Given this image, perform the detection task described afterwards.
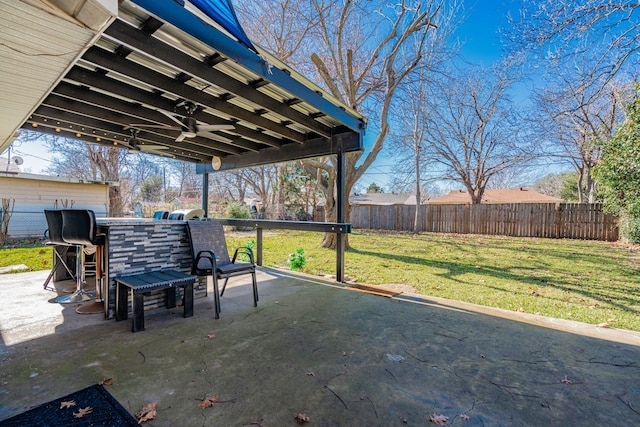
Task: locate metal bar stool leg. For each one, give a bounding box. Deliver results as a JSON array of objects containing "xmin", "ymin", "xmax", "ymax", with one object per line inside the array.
[{"xmin": 55, "ymin": 246, "xmax": 94, "ymax": 304}]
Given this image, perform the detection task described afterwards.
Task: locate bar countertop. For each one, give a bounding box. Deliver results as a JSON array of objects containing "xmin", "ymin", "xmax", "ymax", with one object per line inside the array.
[{"xmin": 97, "ymin": 218, "xmax": 186, "ymax": 226}]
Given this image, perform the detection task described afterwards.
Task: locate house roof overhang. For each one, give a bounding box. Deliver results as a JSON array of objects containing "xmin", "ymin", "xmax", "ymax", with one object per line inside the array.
[{"xmin": 1, "ymin": 0, "xmax": 365, "ymax": 172}]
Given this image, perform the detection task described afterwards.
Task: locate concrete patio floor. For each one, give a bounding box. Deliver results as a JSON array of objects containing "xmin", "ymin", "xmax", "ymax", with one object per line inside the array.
[{"xmin": 1, "ymin": 269, "xmax": 639, "ymax": 426}]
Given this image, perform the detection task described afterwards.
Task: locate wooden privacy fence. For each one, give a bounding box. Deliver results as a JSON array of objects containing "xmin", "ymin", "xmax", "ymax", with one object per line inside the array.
[{"xmin": 350, "ymin": 203, "xmax": 619, "ymax": 241}]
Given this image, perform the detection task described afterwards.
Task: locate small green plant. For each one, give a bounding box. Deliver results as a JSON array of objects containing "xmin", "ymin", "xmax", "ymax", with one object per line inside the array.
[
  {"xmin": 241, "ymin": 239, "xmax": 256, "ymax": 262},
  {"xmin": 289, "ymin": 247, "xmax": 306, "ymax": 271}
]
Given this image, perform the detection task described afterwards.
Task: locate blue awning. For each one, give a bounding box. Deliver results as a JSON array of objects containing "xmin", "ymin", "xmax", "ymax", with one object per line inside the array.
[{"xmin": 190, "ymin": 0, "xmax": 255, "ymax": 51}]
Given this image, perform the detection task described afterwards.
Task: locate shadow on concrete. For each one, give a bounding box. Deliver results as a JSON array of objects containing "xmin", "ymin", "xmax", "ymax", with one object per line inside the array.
[{"xmin": 0, "ymin": 269, "xmax": 639, "ymax": 426}]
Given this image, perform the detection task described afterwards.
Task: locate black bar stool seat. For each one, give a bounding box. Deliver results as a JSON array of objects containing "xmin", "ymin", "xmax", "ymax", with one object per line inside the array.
[
  {"xmin": 42, "ymin": 210, "xmax": 76, "ymax": 291},
  {"xmin": 55, "ymin": 210, "xmax": 105, "ymax": 310}
]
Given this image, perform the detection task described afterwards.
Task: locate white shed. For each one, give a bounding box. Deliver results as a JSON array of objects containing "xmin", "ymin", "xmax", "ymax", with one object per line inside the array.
[{"xmin": 0, "ymin": 172, "xmax": 112, "ymax": 239}]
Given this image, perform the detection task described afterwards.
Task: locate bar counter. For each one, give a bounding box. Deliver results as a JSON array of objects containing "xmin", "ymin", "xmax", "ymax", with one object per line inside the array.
[{"xmin": 97, "ymin": 218, "xmax": 206, "ymax": 319}]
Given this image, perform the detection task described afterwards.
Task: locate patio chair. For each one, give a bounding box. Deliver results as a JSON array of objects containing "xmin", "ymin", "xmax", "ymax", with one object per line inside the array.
[
  {"xmin": 42, "ymin": 210, "xmax": 76, "ymax": 291},
  {"xmin": 186, "ymin": 219, "xmax": 258, "ymax": 319},
  {"xmin": 55, "ymin": 210, "xmax": 105, "ymax": 313}
]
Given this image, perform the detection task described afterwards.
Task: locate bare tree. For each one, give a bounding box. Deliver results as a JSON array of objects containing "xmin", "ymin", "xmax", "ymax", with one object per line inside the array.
[
  {"xmin": 241, "ymin": 165, "xmax": 278, "ymax": 215},
  {"xmin": 535, "ymin": 77, "xmax": 626, "ymax": 202},
  {"xmin": 420, "ymin": 64, "xmax": 531, "ymax": 204},
  {"xmin": 506, "ymin": 1, "xmax": 639, "ymax": 86},
  {"xmin": 235, "ymin": 0, "xmax": 321, "ymax": 220},
  {"xmin": 389, "ymin": 10, "xmax": 458, "ymax": 233},
  {"xmin": 302, "ymin": 0, "xmax": 458, "ymax": 247}
]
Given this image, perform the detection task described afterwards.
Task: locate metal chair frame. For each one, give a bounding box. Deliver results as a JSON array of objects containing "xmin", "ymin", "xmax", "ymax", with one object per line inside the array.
[{"xmin": 186, "ymin": 219, "xmax": 258, "ymax": 319}]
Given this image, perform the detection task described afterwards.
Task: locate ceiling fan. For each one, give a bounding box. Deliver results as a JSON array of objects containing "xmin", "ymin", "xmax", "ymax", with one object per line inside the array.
[
  {"xmin": 131, "ymin": 102, "xmax": 234, "ymax": 143},
  {"xmin": 123, "ymin": 130, "xmax": 170, "ymax": 156}
]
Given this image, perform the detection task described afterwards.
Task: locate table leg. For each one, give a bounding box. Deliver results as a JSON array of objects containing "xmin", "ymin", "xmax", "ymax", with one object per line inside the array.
[
  {"xmin": 132, "ymin": 293, "xmax": 145, "ymax": 332},
  {"xmin": 166, "ymin": 287, "xmax": 177, "ymax": 309},
  {"xmin": 116, "ymin": 283, "xmax": 128, "ymax": 321},
  {"xmin": 183, "ymin": 283, "xmax": 194, "ymax": 318}
]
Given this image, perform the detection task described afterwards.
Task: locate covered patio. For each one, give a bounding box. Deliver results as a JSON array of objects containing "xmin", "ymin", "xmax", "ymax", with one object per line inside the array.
[
  {"xmin": 1, "ymin": 1, "xmax": 640, "ymax": 425},
  {"xmin": 1, "ymin": 269, "xmax": 639, "ymax": 425}
]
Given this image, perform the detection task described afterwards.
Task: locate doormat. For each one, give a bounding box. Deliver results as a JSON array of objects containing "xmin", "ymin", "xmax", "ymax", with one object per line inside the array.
[
  {"xmin": 346, "ymin": 283, "xmax": 401, "ymax": 297},
  {"xmin": 0, "ymin": 384, "xmax": 137, "ymax": 426}
]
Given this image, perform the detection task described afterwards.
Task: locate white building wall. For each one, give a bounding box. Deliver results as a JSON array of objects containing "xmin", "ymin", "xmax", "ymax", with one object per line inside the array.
[{"xmin": 0, "ymin": 173, "xmax": 111, "ymax": 238}]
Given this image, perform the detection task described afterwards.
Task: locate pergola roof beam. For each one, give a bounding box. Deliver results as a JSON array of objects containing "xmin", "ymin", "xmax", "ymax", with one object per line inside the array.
[
  {"xmin": 103, "ymin": 19, "xmax": 333, "ymax": 138},
  {"xmin": 61, "ymin": 68, "xmax": 286, "ymax": 148},
  {"xmin": 80, "ymin": 46, "xmax": 307, "ymax": 143}
]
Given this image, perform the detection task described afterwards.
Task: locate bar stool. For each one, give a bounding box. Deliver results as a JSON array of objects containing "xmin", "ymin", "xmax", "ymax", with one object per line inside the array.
[
  {"xmin": 55, "ymin": 210, "xmax": 105, "ymax": 312},
  {"xmin": 42, "ymin": 210, "xmax": 76, "ymax": 292}
]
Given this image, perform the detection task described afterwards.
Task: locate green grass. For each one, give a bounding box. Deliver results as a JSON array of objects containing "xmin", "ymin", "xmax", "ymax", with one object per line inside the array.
[
  {"xmin": 3, "ymin": 231, "xmax": 639, "ymax": 331},
  {"xmin": 227, "ymin": 230, "xmax": 640, "ymax": 332},
  {"xmin": 0, "ymin": 241, "xmax": 52, "ymax": 272}
]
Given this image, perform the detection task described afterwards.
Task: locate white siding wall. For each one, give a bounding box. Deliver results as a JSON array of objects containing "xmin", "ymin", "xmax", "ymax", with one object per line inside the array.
[{"xmin": 0, "ymin": 174, "xmax": 110, "ymax": 238}]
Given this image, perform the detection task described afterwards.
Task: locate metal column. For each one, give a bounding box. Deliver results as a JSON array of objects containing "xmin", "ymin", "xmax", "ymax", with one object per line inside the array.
[
  {"xmin": 202, "ymin": 171, "xmax": 209, "ymax": 217},
  {"xmin": 336, "ymin": 145, "xmax": 345, "ymax": 282}
]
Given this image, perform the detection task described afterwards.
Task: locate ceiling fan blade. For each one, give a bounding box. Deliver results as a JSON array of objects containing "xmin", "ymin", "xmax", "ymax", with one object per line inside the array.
[
  {"xmin": 158, "ymin": 109, "xmax": 188, "ymax": 128},
  {"xmin": 197, "ymin": 131, "xmax": 233, "ymax": 143},
  {"xmin": 145, "ymin": 149, "xmax": 173, "ymax": 157},
  {"xmin": 139, "ymin": 145, "xmax": 169, "ymax": 150},
  {"xmin": 196, "ymin": 124, "xmax": 235, "ymax": 132},
  {"xmin": 175, "ymin": 133, "xmax": 186, "ymax": 142},
  {"xmin": 129, "ymin": 124, "xmax": 180, "ymax": 130}
]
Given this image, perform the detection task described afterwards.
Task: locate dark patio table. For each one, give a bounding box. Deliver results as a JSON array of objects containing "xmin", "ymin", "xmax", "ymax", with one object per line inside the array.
[{"xmin": 115, "ymin": 270, "xmax": 196, "ymax": 332}]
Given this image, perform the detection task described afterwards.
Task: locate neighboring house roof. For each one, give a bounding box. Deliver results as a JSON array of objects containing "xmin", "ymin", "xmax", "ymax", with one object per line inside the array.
[
  {"xmin": 350, "ymin": 192, "xmax": 416, "ymax": 205},
  {"xmin": 0, "ymin": 170, "xmax": 115, "ymax": 186},
  {"xmin": 427, "ymin": 188, "xmax": 563, "ymax": 204}
]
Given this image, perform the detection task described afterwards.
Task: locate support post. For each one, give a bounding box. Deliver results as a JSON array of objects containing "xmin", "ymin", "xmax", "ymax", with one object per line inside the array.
[
  {"xmin": 202, "ymin": 171, "xmax": 209, "ymax": 217},
  {"xmin": 256, "ymin": 227, "xmax": 263, "ymax": 266},
  {"xmin": 336, "ymin": 144, "xmax": 346, "ymax": 282}
]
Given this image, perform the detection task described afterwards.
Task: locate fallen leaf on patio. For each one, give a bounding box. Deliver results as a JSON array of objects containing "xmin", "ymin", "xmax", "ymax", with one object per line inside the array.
[
  {"xmin": 98, "ymin": 377, "xmax": 112, "ymax": 385},
  {"xmin": 460, "ymin": 414, "xmax": 471, "ymax": 421},
  {"xmin": 561, "ymin": 375, "xmax": 573, "ymax": 385},
  {"xmin": 428, "ymin": 413, "xmax": 449, "ymax": 425},
  {"xmin": 135, "ymin": 402, "xmax": 157, "ymax": 423},
  {"xmin": 207, "ymin": 334, "xmax": 217, "ymax": 339},
  {"xmin": 198, "ymin": 395, "xmax": 219, "ymax": 408},
  {"xmin": 597, "ymin": 322, "xmax": 611, "ymax": 328},
  {"xmin": 59, "ymin": 400, "xmax": 76, "ymax": 409},
  {"xmin": 295, "ymin": 413, "xmax": 310, "ymax": 424},
  {"xmin": 73, "ymin": 406, "xmax": 93, "ymax": 418}
]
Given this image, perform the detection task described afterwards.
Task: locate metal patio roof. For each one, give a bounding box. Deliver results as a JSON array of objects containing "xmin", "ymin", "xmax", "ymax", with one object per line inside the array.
[{"xmin": 0, "ymin": 0, "xmax": 365, "ymax": 172}]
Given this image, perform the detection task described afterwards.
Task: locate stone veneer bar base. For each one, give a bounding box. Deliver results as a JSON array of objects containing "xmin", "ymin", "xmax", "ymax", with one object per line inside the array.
[{"xmin": 98, "ymin": 219, "xmax": 206, "ymax": 319}]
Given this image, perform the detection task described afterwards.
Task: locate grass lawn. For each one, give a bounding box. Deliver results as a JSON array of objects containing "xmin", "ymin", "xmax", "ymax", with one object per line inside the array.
[
  {"xmin": 226, "ymin": 230, "xmax": 640, "ymax": 332},
  {"xmin": 2, "ymin": 231, "xmax": 639, "ymax": 331}
]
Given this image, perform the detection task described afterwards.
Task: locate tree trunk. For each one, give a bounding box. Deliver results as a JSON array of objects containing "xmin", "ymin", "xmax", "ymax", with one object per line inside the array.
[
  {"xmin": 321, "ymin": 198, "xmax": 351, "ymax": 250},
  {"xmin": 414, "ymin": 143, "xmax": 422, "ymax": 234}
]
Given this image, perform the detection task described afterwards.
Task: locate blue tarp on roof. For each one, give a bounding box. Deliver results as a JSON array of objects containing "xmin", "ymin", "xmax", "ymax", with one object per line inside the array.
[{"xmin": 190, "ymin": 0, "xmax": 255, "ymax": 51}]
